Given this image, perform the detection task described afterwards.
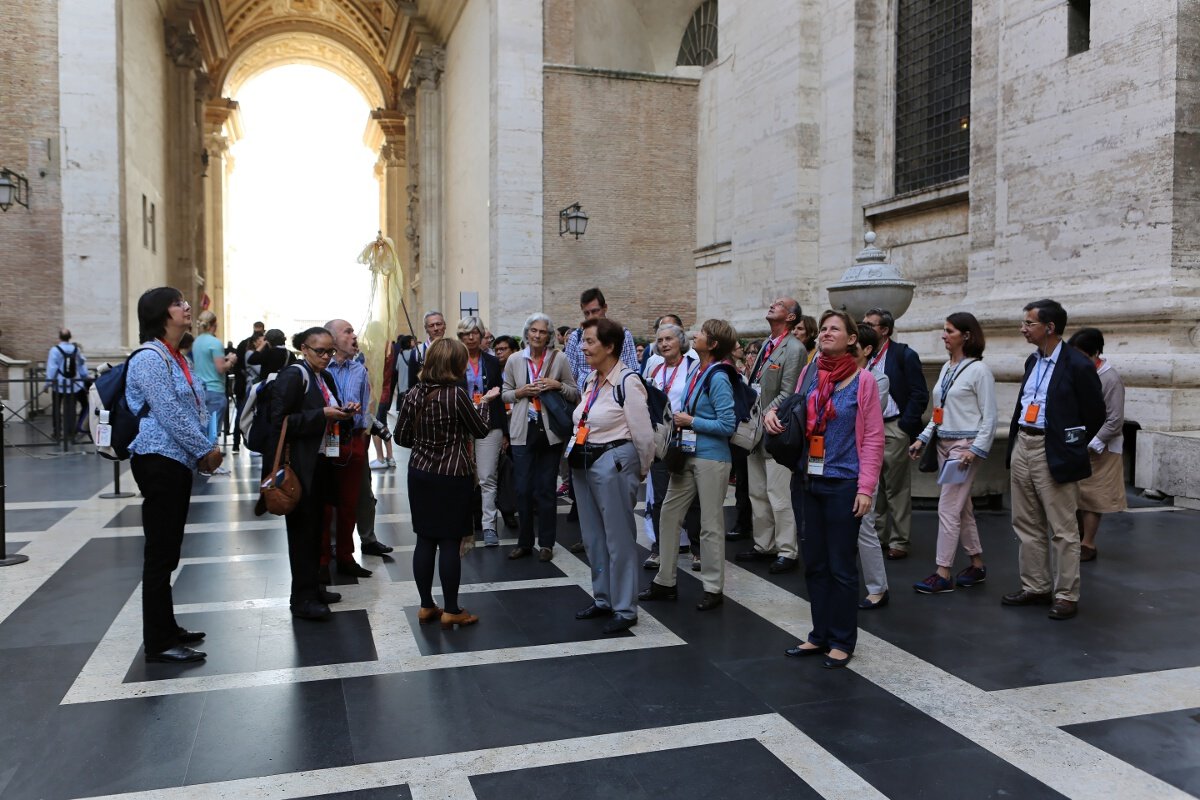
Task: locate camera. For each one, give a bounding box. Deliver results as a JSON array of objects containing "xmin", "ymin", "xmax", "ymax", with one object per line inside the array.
[{"xmin": 370, "ymin": 417, "xmax": 392, "ymax": 442}]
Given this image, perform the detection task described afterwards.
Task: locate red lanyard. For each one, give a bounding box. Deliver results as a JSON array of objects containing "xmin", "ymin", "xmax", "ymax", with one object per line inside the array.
[
  {"xmin": 683, "ymin": 364, "xmax": 712, "ymax": 410},
  {"xmin": 317, "ymin": 374, "xmax": 333, "ymax": 405},
  {"xmin": 528, "ymin": 352, "xmax": 546, "ymax": 383},
  {"xmin": 657, "ymin": 361, "xmax": 683, "ymax": 392},
  {"xmin": 752, "ymin": 334, "xmax": 785, "ymax": 382},
  {"xmin": 868, "ymin": 340, "xmax": 890, "ymax": 371},
  {"xmin": 160, "ymin": 339, "xmax": 202, "ymax": 409}
]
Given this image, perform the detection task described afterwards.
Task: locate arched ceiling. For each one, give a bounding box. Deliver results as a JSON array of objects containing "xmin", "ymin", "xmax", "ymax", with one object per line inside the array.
[{"xmin": 215, "ymin": 0, "xmax": 398, "ymax": 105}]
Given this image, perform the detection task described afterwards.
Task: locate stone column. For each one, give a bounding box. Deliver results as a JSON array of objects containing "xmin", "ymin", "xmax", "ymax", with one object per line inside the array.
[
  {"xmin": 400, "ymin": 88, "xmax": 421, "ymax": 324},
  {"xmin": 203, "ymin": 98, "xmax": 240, "ymax": 328},
  {"xmin": 164, "ymin": 22, "xmax": 206, "ymax": 308},
  {"xmin": 410, "ymin": 46, "xmax": 445, "ymax": 317},
  {"xmin": 367, "ymin": 108, "xmax": 414, "ymax": 334}
]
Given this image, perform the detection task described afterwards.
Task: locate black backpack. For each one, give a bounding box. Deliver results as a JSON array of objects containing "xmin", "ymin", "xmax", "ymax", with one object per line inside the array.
[
  {"xmin": 88, "ymin": 344, "xmax": 170, "ymax": 461},
  {"xmin": 56, "ymin": 345, "xmax": 78, "ymax": 380}
]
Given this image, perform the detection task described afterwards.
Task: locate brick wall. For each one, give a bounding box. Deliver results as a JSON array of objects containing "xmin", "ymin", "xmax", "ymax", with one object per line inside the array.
[
  {"xmin": 0, "ymin": 0, "xmax": 64, "ymax": 366},
  {"xmin": 542, "ymin": 66, "xmax": 698, "ymax": 341}
]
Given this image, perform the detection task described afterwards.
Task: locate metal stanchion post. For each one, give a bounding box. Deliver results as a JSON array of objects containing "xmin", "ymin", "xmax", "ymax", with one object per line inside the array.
[
  {"xmin": 99, "ymin": 459, "xmax": 135, "ymax": 500},
  {"xmin": 1, "ymin": 408, "xmax": 31, "ymax": 566}
]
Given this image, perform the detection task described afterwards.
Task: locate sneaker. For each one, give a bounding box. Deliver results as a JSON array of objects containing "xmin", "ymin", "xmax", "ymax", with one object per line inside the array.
[
  {"xmin": 212, "ymin": 465, "xmax": 230, "ymax": 475},
  {"xmin": 483, "ymin": 529, "xmax": 500, "ymax": 547},
  {"xmin": 386, "ymin": 457, "xmax": 396, "ymax": 469},
  {"xmin": 198, "ymin": 470, "xmax": 213, "ymax": 478},
  {"xmin": 557, "ymin": 482, "xmax": 570, "ymax": 497},
  {"xmin": 691, "ymin": 555, "xmax": 701, "ymax": 572},
  {"xmin": 643, "ymin": 553, "xmax": 660, "ymax": 570},
  {"xmin": 955, "ymin": 565, "xmax": 987, "ymax": 588},
  {"xmin": 913, "ymin": 573, "xmax": 955, "ymax": 594},
  {"xmin": 369, "ymin": 459, "xmax": 388, "ymax": 470}
]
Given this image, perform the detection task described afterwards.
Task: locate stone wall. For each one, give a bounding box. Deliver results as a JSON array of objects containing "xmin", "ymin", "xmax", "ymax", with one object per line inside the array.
[
  {"xmin": 542, "ymin": 66, "xmax": 697, "ymax": 339},
  {"xmin": 0, "ymin": 0, "xmax": 63, "ymax": 364}
]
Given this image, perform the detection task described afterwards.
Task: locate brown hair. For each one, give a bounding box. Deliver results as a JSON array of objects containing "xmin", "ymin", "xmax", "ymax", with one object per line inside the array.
[
  {"xmin": 701, "ymin": 318, "xmax": 738, "ymax": 361},
  {"xmin": 818, "ymin": 310, "xmax": 859, "ymax": 353},
  {"xmin": 581, "ymin": 317, "xmax": 624, "ymax": 357},
  {"xmin": 946, "ymin": 312, "xmax": 986, "ymax": 358},
  {"xmin": 421, "ymin": 338, "xmax": 467, "ymax": 385}
]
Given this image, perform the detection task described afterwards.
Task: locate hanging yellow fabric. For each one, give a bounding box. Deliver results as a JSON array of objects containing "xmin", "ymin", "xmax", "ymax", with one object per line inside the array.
[{"xmin": 357, "ymin": 233, "xmax": 406, "ymax": 412}]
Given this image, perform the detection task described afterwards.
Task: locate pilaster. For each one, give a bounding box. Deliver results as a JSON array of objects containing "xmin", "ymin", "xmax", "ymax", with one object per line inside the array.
[
  {"xmin": 410, "ymin": 46, "xmax": 445, "ymax": 317},
  {"xmin": 164, "ymin": 22, "xmax": 207, "ymax": 309}
]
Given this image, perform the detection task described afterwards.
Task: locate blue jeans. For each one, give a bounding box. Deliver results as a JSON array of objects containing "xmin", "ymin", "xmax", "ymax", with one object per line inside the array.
[
  {"xmin": 795, "ymin": 475, "xmax": 860, "ymax": 653},
  {"xmin": 511, "ymin": 441, "xmax": 564, "ymax": 549},
  {"xmin": 204, "ymin": 390, "xmax": 227, "ymax": 446}
]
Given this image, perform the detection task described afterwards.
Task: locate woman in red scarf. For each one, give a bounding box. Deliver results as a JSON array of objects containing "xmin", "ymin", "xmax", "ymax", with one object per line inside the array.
[{"xmin": 764, "ymin": 310, "xmax": 885, "ymax": 668}]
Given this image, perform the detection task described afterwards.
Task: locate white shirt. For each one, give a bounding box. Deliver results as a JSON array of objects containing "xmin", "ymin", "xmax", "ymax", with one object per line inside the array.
[
  {"xmin": 868, "ymin": 358, "xmax": 901, "ymax": 419},
  {"xmin": 1019, "ymin": 341, "xmax": 1062, "ymax": 429},
  {"xmin": 643, "ymin": 351, "xmax": 699, "ymax": 414}
]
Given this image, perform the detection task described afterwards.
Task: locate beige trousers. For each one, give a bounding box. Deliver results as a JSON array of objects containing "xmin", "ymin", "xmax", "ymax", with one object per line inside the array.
[
  {"xmin": 654, "ymin": 457, "xmax": 732, "ymax": 594},
  {"xmin": 1010, "ymin": 431, "xmax": 1081, "ymax": 602},
  {"xmin": 875, "ymin": 420, "xmax": 913, "ymax": 552},
  {"xmin": 747, "ymin": 446, "xmax": 798, "ymax": 559}
]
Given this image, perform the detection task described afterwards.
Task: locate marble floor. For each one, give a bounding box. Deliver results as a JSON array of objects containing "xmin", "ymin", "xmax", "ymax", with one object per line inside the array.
[{"xmin": 1, "ymin": 446, "xmax": 1198, "ymax": 800}]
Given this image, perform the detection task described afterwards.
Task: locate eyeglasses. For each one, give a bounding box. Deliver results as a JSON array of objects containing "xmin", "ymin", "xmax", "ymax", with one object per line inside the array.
[
  {"xmin": 171, "ymin": 299, "xmax": 191, "ymax": 310},
  {"xmin": 305, "ymin": 346, "xmax": 336, "ymax": 357},
  {"xmin": 1020, "ymin": 320, "xmax": 1044, "ymax": 329}
]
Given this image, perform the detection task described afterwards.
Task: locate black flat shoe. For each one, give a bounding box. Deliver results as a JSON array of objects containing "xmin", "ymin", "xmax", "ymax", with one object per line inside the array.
[
  {"xmin": 769, "ymin": 556, "xmax": 799, "ymax": 574},
  {"xmin": 176, "ymin": 629, "xmax": 206, "ymax": 644},
  {"xmin": 785, "ymin": 644, "xmax": 827, "ymax": 657},
  {"xmin": 361, "ymin": 541, "xmax": 394, "ymax": 556},
  {"xmin": 145, "ymin": 646, "xmax": 206, "ymax": 663},
  {"xmin": 823, "ymin": 652, "xmax": 853, "ymax": 669},
  {"xmin": 696, "ymin": 592, "xmax": 724, "ymax": 611},
  {"xmin": 290, "ymin": 600, "xmax": 332, "ymax": 620},
  {"xmin": 638, "ymin": 582, "xmax": 678, "ymax": 601},
  {"xmin": 859, "ymin": 591, "xmax": 890, "ymax": 610},
  {"xmin": 735, "ymin": 549, "xmax": 773, "ymax": 563},
  {"xmin": 318, "ymin": 588, "xmax": 342, "ymax": 604},
  {"xmin": 575, "ymin": 604, "xmax": 614, "ymax": 620},
  {"xmin": 336, "ymin": 560, "xmax": 373, "ymax": 578},
  {"xmin": 602, "ymin": 616, "xmax": 637, "ymax": 634}
]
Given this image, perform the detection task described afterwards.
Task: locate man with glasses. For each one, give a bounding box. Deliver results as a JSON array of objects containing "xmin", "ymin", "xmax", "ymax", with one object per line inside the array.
[
  {"xmin": 1002, "ymin": 299, "xmax": 1104, "ymax": 621},
  {"xmin": 563, "ymin": 288, "xmax": 639, "ymax": 387},
  {"xmin": 861, "ymin": 308, "xmax": 928, "ymax": 560}
]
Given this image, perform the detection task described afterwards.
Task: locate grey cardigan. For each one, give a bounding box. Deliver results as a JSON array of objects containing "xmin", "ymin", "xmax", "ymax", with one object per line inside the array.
[{"xmin": 501, "ymin": 350, "xmax": 580, "ymax": 446}]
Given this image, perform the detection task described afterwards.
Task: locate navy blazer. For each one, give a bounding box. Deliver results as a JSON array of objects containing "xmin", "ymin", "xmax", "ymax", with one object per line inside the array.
[
  {"xmin": 459, "ymin": 351, "xmax": 506, "ymax": 432},
  {"xmin": 1005, "ymin": 343, "xmax": 1106, "ymax": 484},
  {"xmin": 883, "ymin": 340, "xmax": 929, "ymax": 440}
]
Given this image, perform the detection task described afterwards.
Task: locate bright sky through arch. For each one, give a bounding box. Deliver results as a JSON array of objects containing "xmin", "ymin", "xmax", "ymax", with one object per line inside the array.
[{"xmin": 226, "ymin": 65, "xmax": 378, "ymax": 343}]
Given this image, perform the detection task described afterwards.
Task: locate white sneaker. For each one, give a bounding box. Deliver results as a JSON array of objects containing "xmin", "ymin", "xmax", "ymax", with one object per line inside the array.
[
  {"xmin": 211, "ymin": 465, "xmax": 231, "ymax": 475},
  {"xmin": 369, "ymin": 459, "xmax": 388, "ymax": 470}
]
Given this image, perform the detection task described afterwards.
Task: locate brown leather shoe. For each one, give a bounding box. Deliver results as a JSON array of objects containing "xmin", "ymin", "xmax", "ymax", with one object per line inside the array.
[
  {"xmin": 886, "ymin": 548, "xmax": 908, "ymax": 560},
  {"xmin": 1049, "ymin": 598, "xmax": 1078, "ymax": 620},
  {"xmin": 507, "ymin": 547, "xmax": 531, "ymax": 560},
  {"xmin": 440, "ymin": 608, "xmax": 479, "ymax": 629},
  {"xmin": 1001, "ymin": 589, "xmax": 1053, "ymax": 606},
  {"xmin": 417, "ymin": 606, "xmax": 443, "ymax": 625},
  {"xmin": 538, "ymin": 547, "xmax": 553, "ymax": 562},
  {"xmin": 1080, "ymin": 545, "xmax": 1097, "ymax": 562}
]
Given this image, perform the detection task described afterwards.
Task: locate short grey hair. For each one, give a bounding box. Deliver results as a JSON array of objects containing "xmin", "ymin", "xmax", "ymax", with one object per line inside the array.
[
  {"xmin": 523, "ymin": 312, "xmax": 553, "ymax": 341},
  {"xmin": 457, "ymin": 315, "xmax": 486, "ymax": 337},
  {"xmin": 423, "ymin": 310, "xmax": 444, "ymax": 324},
  {"xmin": 655, "ymin": 323, "xmax": 689, "ymax": 351}
]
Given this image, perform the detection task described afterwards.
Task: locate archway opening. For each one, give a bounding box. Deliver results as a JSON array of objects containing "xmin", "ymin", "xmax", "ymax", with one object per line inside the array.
[{"xmin": 225, "ymin": 64, "xmax": 378, "ymax": 340}]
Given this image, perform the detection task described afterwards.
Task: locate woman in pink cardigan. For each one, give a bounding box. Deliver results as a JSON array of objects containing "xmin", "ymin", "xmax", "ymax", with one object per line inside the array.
[{"xmin": 764, "ymin": 309, "xmax": 884, "ymax": 668}]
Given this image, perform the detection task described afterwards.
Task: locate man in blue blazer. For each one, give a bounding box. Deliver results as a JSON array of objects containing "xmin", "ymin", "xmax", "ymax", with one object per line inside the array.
[
  {"xmin": 863, "ymin": 308, "xmax": 929, "ymax": 559},
  {"xmin": 1002, "ymin": 299, "xmax": 1105, "ymax": 621}
]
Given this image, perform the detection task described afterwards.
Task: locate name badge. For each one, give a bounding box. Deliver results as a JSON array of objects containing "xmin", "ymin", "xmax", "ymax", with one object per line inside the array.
[
  {"xmin": 325, "ymin": 422, "xmax": 341, "ymax": 458},
  {"xmin": 472, "ymin": 392, "xmax": 484, "ymax": 407},
  {"xmin": 932, "ymin": 407, "xmax": 944, "ymax": 425},
  {"xmin": 1064, "ymin": 426, "xmax": 1086, "ymax": 445},
  {"xmin": 575, "ymin": 425, "xmax": 590, "ymax": 446},
  {"xmin": 1024, "ymin": 403, "xmax": 1040, "ymax": 424},
  {"xmin": 750, "ymin": 382, "xmax": 762, "ymax": 396},
  {"xmin": 807, "ymin": 434, "xmax": 825, "ymax": 477},
  {"xmin": 680, "ymin": 428, "xmax": 698, "ymax": 454}
]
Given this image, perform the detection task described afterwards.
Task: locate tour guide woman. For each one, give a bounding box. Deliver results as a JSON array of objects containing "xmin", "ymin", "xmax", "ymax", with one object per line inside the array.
[
  {"xmin": 127, "ymin": 287, "xmax": 224, "ymax": 663},
  {"xmin": 570, "ymin": 317, "xmax": 656, "ymax": 634},
  {"xmin": 502, "ymin": 312, "xmax": 579, "ymax": 561},
  {"xmin": 907, "ymin": 312, "xmax": 997, "ymax": 594},
  {"xmin": 395, "ymin": 338, "xmax": 501, "ymax": 629},
  {"xmin": 265, "ymin": 327, "xmax": 357, "ymax": 621},
  {"xmin": 764, "ymin": 310, "xmax": 884, "ymax": 669},
  {"xmin": 640, "ymin": 318, "xmax": 739, "ymax": 611}
]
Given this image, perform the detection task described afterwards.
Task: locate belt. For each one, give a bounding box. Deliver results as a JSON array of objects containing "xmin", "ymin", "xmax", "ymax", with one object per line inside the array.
[
  {"xmin": 579, "ymin": 438, "xmax": 630, "ymax": 454},
  {"xmin": 1019, "ymin": 426, "xmax": 1045, "ymax": 437},
  {"xmin": 884, "ymin": 415, "xmax": 900, "ymax": 423}
]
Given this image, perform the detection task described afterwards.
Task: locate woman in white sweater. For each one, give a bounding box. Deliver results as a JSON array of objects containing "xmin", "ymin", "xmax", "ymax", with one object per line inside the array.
[{"xmin": 908, "ymin": 312, "xmax": 997, "ymax": 594}]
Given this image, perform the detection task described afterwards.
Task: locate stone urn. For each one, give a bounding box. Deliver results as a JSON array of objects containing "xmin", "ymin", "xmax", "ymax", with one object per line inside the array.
[{"xmin": 826, "ymin": 232, "xmax": 916, "ymax": 321}]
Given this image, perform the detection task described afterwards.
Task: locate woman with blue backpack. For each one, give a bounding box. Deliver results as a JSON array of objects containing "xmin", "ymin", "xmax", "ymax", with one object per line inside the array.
[
  {"xmin": 638, "ymin": 319, "xmax": 739, "ymax": 611},
  {"xmin": 125, "ymin": 287, "xmax": 224, "ymax": 664}
]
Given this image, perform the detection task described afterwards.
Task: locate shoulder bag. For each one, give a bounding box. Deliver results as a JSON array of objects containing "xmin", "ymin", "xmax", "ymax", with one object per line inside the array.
[
  {"xmin": 764, "ymin": 365, "xmax": 818, "ymax": 471},
  {"xmin": 537, "ymin": 352, "xmax": 575, "ymax": 439},
  {"xmin": 261, "ymin": 417, "xmax": 302, "ymax": 516}
]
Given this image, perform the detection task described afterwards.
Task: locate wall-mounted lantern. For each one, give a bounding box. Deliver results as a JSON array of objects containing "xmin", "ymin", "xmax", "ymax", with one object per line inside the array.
[
  {"xmin": 559, "ymin": 202, "xmax": 588, "ymax": 238},
  {"xmin": 0, "ymin": 168, "xmax": 31, "ymax": 212}
]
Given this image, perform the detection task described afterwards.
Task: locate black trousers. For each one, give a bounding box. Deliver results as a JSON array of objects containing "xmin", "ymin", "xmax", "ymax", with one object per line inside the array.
[
  {"xmin": 130, "ymin": 454, "xmax": 193, "ymax": 653},
  {"xmin": 512, "ymin": 440, "xmax": 564, "ymax": 548},
  {"xmin": 731, "ymin": 444, "xmax": 753, "ymax": 534},
  {"xmin": 51, "ymin": 390, "xmax": 83, "ymax": 439},
  {"xmin": 285, "ymin": 460, "xmax": 330, "ymax": 604}
]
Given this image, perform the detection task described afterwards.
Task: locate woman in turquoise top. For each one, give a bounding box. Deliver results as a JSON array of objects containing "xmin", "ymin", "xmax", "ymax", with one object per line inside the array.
[{"xmin": 639, "ymin": 318, "xmax": 739, "ymax": 611}]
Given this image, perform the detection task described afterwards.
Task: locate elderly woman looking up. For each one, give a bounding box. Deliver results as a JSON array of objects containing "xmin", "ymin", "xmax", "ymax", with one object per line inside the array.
[
  {"xmin": 457, "ymin": 316, "xmax": 506, "ymax": 547},
  {"xmin": 571, "ymin": 317, "xmax": 656, "ymax": 633},
  {"xmin": 640, "ymin": 319, "xmax": 740, "ymax": 611},
  {"xmin": 502, "ymin": 313, "xmax": 579, "ymax": 560},
  {"xmin": 640, "ymin": 323, "xmax": 701, "ymax": 571}
]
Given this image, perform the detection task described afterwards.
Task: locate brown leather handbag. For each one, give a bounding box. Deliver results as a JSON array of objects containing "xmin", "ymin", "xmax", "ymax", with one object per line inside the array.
[{"xmin": 261, "ymin": 418, "xmax": 302, "ymax": 516}]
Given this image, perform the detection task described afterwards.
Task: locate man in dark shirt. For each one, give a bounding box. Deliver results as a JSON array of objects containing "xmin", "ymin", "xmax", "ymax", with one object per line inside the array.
[{"xmin": 232, "ymin": 321, "xmax": 265, "ymax": 453}]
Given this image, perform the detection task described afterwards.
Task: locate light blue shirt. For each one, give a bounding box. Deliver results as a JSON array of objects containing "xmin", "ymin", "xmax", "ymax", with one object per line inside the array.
[
  {"xmin": 326, "ymin": 356, "xmax": 370, "ymax": 429},
  {"xmin": 191, "ymin": 333, "xmax": 225, "ymax": 393},
  {"xmin": 1019, "ymin": 341, "xmax": 1061, "ymax": 429},
  {"xmin": 126, "ymin": 341, "xmax": 212, "ymax": 469},
  {"xmin": 45, "ymin": 342, "xmax": 89, "ymax": 393}
]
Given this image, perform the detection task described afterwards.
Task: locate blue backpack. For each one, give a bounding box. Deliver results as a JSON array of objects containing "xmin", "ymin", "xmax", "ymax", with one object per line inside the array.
[{"xmin": 88, "ymin": 344, "xmax": 170, "ymax": 461}]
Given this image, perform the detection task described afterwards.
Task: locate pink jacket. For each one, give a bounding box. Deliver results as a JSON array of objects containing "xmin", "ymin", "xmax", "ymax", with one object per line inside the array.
[{"xmin": 796, "ymin": 364, "xmax": 885, "ymax": 497}]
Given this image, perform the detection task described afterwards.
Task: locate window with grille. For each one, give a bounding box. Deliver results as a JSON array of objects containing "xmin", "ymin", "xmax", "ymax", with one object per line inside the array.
[
  {"xmin": 894, "ymin": 0, "xmax": 972, "ymax": 195},
  {"xmin": 677, "ymin": 0, "xmax": 718, "ymax": 67}
]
